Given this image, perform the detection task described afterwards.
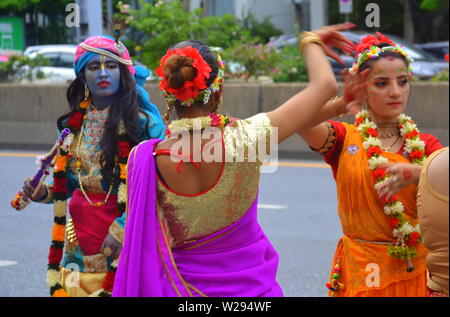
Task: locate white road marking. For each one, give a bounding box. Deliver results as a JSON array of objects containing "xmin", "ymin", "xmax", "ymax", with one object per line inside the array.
[
  {"xmin": 258, "ymin": 204, "xmax": 288, "ymax": 210},
  {"xmin": 0, "ymin": 260, "xmax": 18, "ymax": 267}
]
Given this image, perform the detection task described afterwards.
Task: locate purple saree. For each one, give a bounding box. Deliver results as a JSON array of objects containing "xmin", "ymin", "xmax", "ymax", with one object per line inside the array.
[{"xmin": 113, "ymin": 139, "xmax": 283, "ymax": 297}]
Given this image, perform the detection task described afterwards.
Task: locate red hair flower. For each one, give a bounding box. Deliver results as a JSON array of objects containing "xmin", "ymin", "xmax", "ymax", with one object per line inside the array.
[
  {"xmin": 355, "ymin": 32, "xmax": 395, "ymax": 54},
  {"xmin": 156, "ymin": 46, "xmax": 212, "ymax": 102}
]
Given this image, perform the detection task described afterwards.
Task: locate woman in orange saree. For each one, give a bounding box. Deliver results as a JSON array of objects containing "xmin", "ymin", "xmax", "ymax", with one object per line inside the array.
[{"xmin": 298, "ymin": 33, "xmax": 443, "ymax": 297}]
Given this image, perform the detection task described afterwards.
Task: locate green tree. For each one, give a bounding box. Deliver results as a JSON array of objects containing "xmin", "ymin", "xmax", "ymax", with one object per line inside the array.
[
  {"xmin": 420, "ymin": 0, "xmax": 449, "ymax": 10},
  {"xmin": 224, "ymin": 42, "xmax": 280, "ymax": 82},
  {"xmin": 121, "ymin": 0, "xmax": 250, "ymax": 70},
  {"xmin": 240, "ymin": 12, "xmax": 283, "ymax": 43}
]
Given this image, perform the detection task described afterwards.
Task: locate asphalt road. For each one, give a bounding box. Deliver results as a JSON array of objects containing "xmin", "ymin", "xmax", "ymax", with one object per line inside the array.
[{"xmin": 0, "ymin": 151, "xmax": 343, "ymax": 297}]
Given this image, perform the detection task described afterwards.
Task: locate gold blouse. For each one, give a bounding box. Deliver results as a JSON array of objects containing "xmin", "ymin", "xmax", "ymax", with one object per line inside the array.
[{"xmin": 157, "ymin": 113, "xmax": 274, "ymax": 248}]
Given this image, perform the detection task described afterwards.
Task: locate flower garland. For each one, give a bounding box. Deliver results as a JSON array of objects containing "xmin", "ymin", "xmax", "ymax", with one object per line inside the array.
[
  {"xmin": 349, "ymin": 32, "xmax": 414, "ymax": 75},
  {"xmin": 47, "ymin": 99, "xmax": 130, "ymax": 297},
  {"xmin": 356, "ymin": 110, "xmax": 426, "ymax": 270},
  {"xmin": 157, "ymin": 47, "xmax": 226, "ymax": 107},
  {"xmin": 166, "ymin": 112, "xmax": 234, "ymax": 137}
]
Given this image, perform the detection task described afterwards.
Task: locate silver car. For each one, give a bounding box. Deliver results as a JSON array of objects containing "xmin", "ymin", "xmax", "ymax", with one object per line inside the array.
[{"xmin": 24, "ymin": 45, "xmax": 77, "ymax": 83}]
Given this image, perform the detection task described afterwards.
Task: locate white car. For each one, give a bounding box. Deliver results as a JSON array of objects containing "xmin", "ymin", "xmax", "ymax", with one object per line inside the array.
[{"xmin": 25, "ymin": 45, "xmax": 77, "ymax": 83}]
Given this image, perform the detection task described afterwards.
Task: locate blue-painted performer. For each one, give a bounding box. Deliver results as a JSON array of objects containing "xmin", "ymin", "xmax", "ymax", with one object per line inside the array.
[{"xmin": 21, "ymin": 33, "xmax": 165, "ymax": 297}]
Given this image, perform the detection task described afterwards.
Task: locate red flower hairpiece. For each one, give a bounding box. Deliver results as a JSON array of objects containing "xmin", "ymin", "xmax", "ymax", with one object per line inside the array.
[
  {"xmin": 355, "ymin": 32, "xmax": 395, "ymax": 54},
  {"xmin": 156, "ymin": 46, "xmax": 212, "ymax": 102}
]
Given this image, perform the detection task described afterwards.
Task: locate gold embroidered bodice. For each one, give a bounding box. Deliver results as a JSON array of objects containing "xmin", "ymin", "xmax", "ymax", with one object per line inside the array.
[{"xmin": 157, "ymin": 113, "xmax": 273, "ymax": 248}]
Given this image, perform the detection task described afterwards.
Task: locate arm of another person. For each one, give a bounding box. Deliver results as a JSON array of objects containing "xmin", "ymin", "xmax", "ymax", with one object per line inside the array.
[
  {"xmin": 266, "ymin": 24, "xmax": 355, "ymax": 143},
  {"xmin": 426, "ymin": 148, "xmax": 449, "ymax": 197}
]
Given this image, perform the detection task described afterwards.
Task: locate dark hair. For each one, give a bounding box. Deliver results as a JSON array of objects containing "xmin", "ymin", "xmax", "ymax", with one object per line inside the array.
[
  {"xmin": 57, "ymin": 62, "xmax": 150, "ymax": 185},
  {"xmin": 162, "ymin": 40, "xmax": 220, "ymax": 121},
  {"xmin": 359, "ymin": 42, "xmax": 410, "ymax": 73}
]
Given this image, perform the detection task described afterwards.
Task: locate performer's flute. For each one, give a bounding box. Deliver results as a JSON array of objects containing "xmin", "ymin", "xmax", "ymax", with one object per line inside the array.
[{"xmin": 10, "ymin": 128, "xmax": 71, "ymax": 211}]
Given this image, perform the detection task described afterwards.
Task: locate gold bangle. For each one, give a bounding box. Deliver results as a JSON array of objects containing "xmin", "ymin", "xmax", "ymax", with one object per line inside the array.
[
  {"xmin": 327, "ymin": 96, "xmax": 346, "ymax": 118},
  {"xmin": 299, "ymin": 31, "xmax": 324, "ymax": 54},
  {"xmin": 333, "ymin": 96, "xmax": 347, "ymax": 118}
]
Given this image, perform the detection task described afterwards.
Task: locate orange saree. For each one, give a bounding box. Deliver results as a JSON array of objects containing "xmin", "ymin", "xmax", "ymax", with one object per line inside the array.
[{"xmin": 328, "ymin": 122, "xmax": 428, "ymax": 297}]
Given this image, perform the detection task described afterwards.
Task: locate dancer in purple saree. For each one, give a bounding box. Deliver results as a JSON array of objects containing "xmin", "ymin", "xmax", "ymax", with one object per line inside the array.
[
  {"xmin": 113, "ymin": 24, "xmax": 356, "ymax": 297},
  {"xmin": 113, "ymin": 138, "xmax": 282, "ymax": 297}
]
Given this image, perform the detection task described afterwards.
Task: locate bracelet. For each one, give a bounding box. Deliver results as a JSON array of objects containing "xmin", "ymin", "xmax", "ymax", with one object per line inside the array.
[
  {"xmin": 299, "ymin": 31, "xmax": 325, "ymax": 54},
  {"xmin": 328, "ymin": 96, "xmax": 346, "ymax": 118}
]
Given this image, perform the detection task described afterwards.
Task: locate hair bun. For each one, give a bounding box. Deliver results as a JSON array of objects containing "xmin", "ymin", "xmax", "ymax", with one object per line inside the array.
[{"xmin": 163, "ymin": 55, "xmax": 197, "ymax": 89}]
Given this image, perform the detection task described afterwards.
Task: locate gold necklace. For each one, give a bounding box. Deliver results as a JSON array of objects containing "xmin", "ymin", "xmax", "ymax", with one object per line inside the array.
[{"xmin": 75, "ymin": 121, "xmax": 114, "ymax": 207}]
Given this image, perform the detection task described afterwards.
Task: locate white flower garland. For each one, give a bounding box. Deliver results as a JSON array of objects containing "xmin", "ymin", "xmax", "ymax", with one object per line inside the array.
[{"xmin": 355, "ymin": 110, "xmax": 427, "ymax": 269}]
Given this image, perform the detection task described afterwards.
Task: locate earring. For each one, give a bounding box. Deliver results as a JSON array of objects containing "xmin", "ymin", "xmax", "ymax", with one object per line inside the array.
[
  {"xmin": 164, "ymin": 103, "xmax": 173, "ymax": 124},
  {"xmin": 84, "ymin": 84, "xmax": 90, "ymax": 100}
]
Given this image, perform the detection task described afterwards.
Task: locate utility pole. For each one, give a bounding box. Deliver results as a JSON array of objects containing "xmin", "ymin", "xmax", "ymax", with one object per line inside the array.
[
  {"xmin": 404, "ymin": 0, "xmax": 415, "ymax": 42},
  {"xmin": 310, "ymin": 0, "xmax": 328, "ymax": 31}
]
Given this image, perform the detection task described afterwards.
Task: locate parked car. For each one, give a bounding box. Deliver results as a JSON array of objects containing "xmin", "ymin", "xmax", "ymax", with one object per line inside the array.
[
  {"xmin": 268, "ymin": 31, "xmax": 449, "ymax": 79},
  {"xmin": 24, "ymin": 45, "xmax": 77, "ymax": 83},
  {"xmin": 414, "ymin": 41, "xmax": 449, "ymax": 61}
]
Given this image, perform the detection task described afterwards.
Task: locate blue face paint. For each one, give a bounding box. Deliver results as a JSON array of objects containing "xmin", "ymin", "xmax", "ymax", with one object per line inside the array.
[{"xmin": 84, "ymin": 54, "xmax": 121, "ymax": 109}]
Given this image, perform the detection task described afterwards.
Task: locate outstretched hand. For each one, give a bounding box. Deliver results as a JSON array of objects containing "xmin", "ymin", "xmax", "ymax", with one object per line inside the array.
[
  {"xmin": 341, "ymin": 68, "xmax": 371, "ymax": 115},
  {"xmin": 312, "ymin": 22, "xmax": 356, "ymax": 65}
]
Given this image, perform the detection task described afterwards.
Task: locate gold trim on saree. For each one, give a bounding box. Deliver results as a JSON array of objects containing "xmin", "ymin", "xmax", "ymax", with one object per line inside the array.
[{"xmin": 182, "ymin": 225, "xmax": 238, "ymax": 251}]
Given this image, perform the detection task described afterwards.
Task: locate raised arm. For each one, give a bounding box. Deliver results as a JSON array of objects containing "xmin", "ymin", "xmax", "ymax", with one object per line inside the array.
[
  {"xmin": 267, "ymin": 23, "xmax": 355, "ymax": 143},
  {"xmin": 297, "ymin": 68, "xmax": 370, "ymax": 150}
]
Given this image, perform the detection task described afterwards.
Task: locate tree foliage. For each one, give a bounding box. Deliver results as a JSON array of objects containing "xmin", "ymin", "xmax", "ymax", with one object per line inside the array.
[{"xmin": 119, "ymin": 0, "xmax": 252, "ymax": 70}]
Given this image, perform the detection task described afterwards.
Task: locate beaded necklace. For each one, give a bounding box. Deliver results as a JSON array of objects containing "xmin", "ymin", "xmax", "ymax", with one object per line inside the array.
[{"xmin": 75, "ymin": 119, "xmax": 114, "ymax": 207}]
